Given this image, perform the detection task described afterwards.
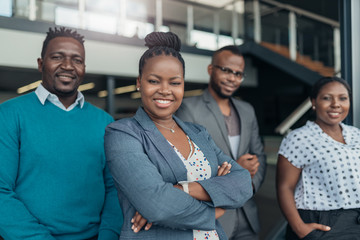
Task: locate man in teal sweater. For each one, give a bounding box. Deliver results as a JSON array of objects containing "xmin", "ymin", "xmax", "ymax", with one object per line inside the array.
[{"xmin": 0, "ymin": 27, "xmax": 123, "ymax": 240}]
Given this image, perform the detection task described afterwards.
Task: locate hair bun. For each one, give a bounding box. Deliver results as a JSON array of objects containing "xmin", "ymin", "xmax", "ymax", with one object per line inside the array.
[{"xmin": 145, "ymin": 32, "xmax": 181, "ymax": 51}]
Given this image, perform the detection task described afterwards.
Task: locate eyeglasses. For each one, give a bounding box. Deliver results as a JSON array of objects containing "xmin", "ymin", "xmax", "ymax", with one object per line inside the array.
[{"xmin": 213, "ymin": 65, "xmax": 245, "ymax": 81}]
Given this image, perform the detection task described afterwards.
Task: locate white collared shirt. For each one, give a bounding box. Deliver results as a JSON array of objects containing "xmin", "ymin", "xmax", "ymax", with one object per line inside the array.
[{"xmin": 35, "ymin": 84, "xmax": 84, "ymax": 111}]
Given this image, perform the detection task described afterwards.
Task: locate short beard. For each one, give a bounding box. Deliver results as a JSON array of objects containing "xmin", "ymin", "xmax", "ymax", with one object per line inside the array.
[
  {"xmin": 210, "ymin": 78, "xmax": 232, "ymax": 99},
  {"xmin": 54, "ymin": 85, "xmax": 78, "ymax": 97}
]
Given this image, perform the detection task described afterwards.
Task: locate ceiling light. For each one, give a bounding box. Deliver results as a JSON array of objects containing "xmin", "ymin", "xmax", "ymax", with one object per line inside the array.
[
  {"xmin": 98, "ymin": 85, "xmax": 137, "ymax": 98},
  {"xmin": 114, "ymin": 85, "xmax": 136, "ymax": 94},
  {"xmin": 17, "ymin": 80, "xmax": 42, "ymax": 94},
  {"xmin": 98, "ymin": 90, "xmax": 108, "ymax": 98},
  {"xmin": 78, "ymin": 82, "xmax": 95, "ymax": 92},
  {"xmin": 130, "ymin": 92, "xmax": 141, "ymax": 99},
  {"xmin": 17, "ymin": 81, "xmax": 95, "ymax": 94},
  {"xmin": 184, "ymin": 89, "xmax": 203, "ymax": 97}
]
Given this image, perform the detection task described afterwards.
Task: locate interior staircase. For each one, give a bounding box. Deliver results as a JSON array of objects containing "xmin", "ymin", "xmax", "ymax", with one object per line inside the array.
[{"xmin": 260, "ymin": 41, "xmax": 335, "ymax": 77}]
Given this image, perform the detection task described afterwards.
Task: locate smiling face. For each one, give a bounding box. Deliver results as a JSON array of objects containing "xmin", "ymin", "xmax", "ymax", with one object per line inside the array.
[
  {"xmin": 37, "ymin": 36, "xmax": 85, "ymax": 100},
  {"xmin": 208, "ymin": 50, "xmax": 245, "ymax": 99},
  {"xmin": 137, "ymin": 54, "xmax": 184, "ymax": 122},
  {"xmin": 312, "ymin": 81, "xmax": 350, "ymax": 128}
]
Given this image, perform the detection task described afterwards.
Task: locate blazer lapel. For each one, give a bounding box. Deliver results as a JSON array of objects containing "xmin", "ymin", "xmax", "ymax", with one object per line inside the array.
[
  {"xmin": 134, "ymin": 108, "xmax": 188, "ymax": 183},
  {"xmin": 174, "ymin": 115, "xmax": 219, "ymax": 177},
  {"xmin": 203, "ymin": 89, "xmax": 233, "ymax": 158}
]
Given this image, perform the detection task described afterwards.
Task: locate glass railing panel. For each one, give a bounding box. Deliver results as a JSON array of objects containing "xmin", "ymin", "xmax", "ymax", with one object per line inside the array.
[
  {"xmin": 39, "ymin": 1, "xmax": 57, "ymax": 23},
  {"xmin": 7, "ymin": 0, "xmax": 245, "ymax": 51},
  {"xmin": 5, "ymin": 0, "xmax": 338, "ymax": 66},
  {"xmin": 244, "ymin": 1, "xmax": 337, "ymax": 72},
  {"xmin": 85, "ymin": 0, "xmax": 120, "ymax": 14},
  {"xmin": 126, "ymin": 0, "xmax": 151, "ymax": 22},
  {"xmin": 12, "ymin": 0, "xmax": 31, "ymax": 19},
  {"xmin": 260, "ymin": 10, "xmax": 290, "ymax": 47},
  {"xmin": 161, "ymin": 0, "xmax": 189, "ymax": 44},
  {"xmin": 55, "ymin": 6, "xmax": 80, "ymax": 28},
  {"xmin": 0, "ymin": 0, "xmax": 12, "ymax": 17},
  {"xmin": 297, "ymin": 15, "xmax": 334, "ymax": 67}
]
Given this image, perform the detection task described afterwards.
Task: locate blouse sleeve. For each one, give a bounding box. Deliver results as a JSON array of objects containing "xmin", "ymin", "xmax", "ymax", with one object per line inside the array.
[
  {"xmin": 195, "ymin": 127, "xmax": 253, "ymax": 209},
  {"xmin": 104, "ymin": 124, "xmax": 216, "ymax": 231},
  {"xmin": 278, "ymin": 130, "xmax": 307, "ymax": 169}
]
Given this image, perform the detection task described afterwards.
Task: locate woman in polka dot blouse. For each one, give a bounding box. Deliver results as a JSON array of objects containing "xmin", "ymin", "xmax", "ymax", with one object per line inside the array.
[{"xmin": 277, "ymin": 76, "xmax": 360, "ymax": 240}]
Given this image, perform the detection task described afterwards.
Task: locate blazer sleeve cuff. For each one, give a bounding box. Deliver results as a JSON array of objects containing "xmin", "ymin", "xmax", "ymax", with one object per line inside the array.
[{"xmin": 197, "ymin": 172, "xmax": 253, "ymax": 209}]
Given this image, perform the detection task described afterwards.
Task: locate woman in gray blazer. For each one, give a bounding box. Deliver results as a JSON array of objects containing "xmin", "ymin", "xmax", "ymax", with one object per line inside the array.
[{"xmin": 104, "ymin": 31, "xmax": 252, "ymax": 240}]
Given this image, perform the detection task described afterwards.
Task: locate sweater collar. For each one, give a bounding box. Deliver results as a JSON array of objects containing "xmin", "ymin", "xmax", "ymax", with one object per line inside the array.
[{"xmin": 35, "ymin": 84, "xmax": 85, "ymax": 110}]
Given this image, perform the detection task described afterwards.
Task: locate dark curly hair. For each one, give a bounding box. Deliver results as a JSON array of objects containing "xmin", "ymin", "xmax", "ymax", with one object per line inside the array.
[
  {"xmin": 41, "ymin": 27, "xmax": 85, "ymax": 58},
  {"xmin": 310, "ymin": 76, "xmax": 352, "ymax": 100},
  {"xmin": 211, "ymin": 45, "xmax": 243, "ymax": 64},
  {"xmin": 138, "ymin": 32, "xmax": 185, "ymax": 77}
]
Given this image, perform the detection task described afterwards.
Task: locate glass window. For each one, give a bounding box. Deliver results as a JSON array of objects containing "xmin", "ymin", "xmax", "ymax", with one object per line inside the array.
[
  {"xmin": 0, "ymin": 0, "xmax": 12, "ymax": 17},
  {"xmin": 86, "ymin": 12, "xmax": 117, "ymax": 34},
  {"xmin": 55, "ymin": 7, "xmax": 79, "ymax": 28},
  {"xmin": 191, "ymin": 30, "xmax": 243, "ymax": 50}
]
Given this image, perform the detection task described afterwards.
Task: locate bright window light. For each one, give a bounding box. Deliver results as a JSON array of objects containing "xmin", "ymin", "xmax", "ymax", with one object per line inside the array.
[
  {"xmin": 54, "ymin": 1, "xmax": 166, "ymax": 39},
  {"xmin": 56, "ymin": 7, "xmax": 118, "ymax": 35},
  {"xmin": 127, "ymin": 1, "xmax": 147, "ymax": 20},
  {"xmin": 86, "ymin": 12, "xmax": 117, "ymax": 34},
  {"xmin": 136, "ymin": 22, "xmax": 155, "ymax": 39},
  {"xmin": 55, "ymin": 7, "xmax": 79, "ymax": 28},
  {"xmin": 218, "ymin": 35, "xmax": 244, "ymax": 48},
  {"xmin": 120, "ymin": 19, "xmax": 140, "ymax": 38},
  {"xmin": 119, "ymin": 19, "xmax": 156, "ymax": 39},
  {"xmin": 191, "ymin": 30, "xmax": 244, "ymax": 50},
  {"xmin": 218, "ymin": 35, "xmax": 235, "ymax": 48},
  {"xmin": 86, "ymin": 0, "xmax": 120, "ymax": 14},
  {"xmin": 0, "ymin": 0, "xmax": 12, "ymax": 17},
  {"xmin": 235, "ymin": 38, "xmax": 244, "ymax": 45},
  {"xmin": 159, "ymin": 26, "xmax": 170, "ymax": 32},
  {"xmin": 191, "ymin": 30, "xmax": 217, "ymax": 50}
]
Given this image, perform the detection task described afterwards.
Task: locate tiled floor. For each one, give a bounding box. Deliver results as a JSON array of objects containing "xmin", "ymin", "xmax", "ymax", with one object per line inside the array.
[{"xmin": 255, "ymin": 164, "xmax": 285, "ymax": 240}]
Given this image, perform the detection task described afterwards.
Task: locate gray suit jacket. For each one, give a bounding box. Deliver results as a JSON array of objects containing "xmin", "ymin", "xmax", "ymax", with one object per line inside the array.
[
  {"xmin": 176, "ymin": 89, "xmax": 267, "ymax": 235},
  {"xmin": 105, "ymin": 107, "xmax": 253, "ymax": 240}
]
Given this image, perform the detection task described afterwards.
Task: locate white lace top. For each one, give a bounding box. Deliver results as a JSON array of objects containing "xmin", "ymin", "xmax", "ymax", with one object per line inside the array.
[{"xmin": 168, "ymin": 136, "xmax": 219, "ymax": 240}]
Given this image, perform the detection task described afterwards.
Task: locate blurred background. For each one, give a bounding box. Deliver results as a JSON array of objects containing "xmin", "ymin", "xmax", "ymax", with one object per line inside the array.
[{"xmin": 1, "ymin": 0, "xmax": 360, "ymax": 239}]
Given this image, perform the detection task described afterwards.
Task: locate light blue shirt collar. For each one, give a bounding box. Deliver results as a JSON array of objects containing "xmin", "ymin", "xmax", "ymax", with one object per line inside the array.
[{"xmin": 35, "ymin": 84, "xmax": 85, "ymax": 111}]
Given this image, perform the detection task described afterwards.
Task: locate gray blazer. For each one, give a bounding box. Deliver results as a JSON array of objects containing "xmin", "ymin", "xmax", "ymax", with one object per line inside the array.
[
  {"xmin": 105, "ymin": 107, "xmax": 253, "ymax": 240},
  {"xmin": 176, "ymin": 89, "xmax": 267, "ymax": 234}
]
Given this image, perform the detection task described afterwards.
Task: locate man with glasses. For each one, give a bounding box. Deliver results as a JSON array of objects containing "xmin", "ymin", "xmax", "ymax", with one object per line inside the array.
[{"xmin": 177, "ymin": 45, "xmax": 266, "ymax": 240}]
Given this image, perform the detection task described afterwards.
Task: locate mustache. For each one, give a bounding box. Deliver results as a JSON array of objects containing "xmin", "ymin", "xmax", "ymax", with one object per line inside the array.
[{"xmin": 55, "ymin": 71, "xmax": 77, "ymax": 79}]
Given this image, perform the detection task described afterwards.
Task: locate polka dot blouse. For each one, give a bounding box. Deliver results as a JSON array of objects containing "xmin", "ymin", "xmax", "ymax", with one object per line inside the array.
[
  {"xmin": 278, "ymin": 121, "xmax": 360, "ymax": 211},
  {"xmin": 168, "ymin": 136, "xmax": 219, "ymax": 240}
]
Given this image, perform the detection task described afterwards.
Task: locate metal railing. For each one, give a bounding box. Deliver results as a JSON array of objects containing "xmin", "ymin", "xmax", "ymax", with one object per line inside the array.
[
  {"xmin": 275, "ymin": 98, "xmax": 312, "ymax": 135},
  {"xmin": 4, "ymin": 0, "xmax": 340, "ymax": 71},
  {"xmin": 2, "ymin": 0, "xmax": 340, "ymax": 132},
  {"xmin": 251, "ymin": 0, "xmax": 340, "ymax": 72}
]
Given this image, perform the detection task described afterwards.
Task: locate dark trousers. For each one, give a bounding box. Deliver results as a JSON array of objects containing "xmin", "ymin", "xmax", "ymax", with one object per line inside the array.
[{"xmin": 286, "ymin": 208, "xmax": 360, "ymax": 240}]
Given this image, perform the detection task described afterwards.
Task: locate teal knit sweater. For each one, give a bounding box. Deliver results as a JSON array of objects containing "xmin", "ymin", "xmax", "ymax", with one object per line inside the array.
[{"xmin": 0, "ymin": 92, "xmax": 123, "ymax": 240}]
